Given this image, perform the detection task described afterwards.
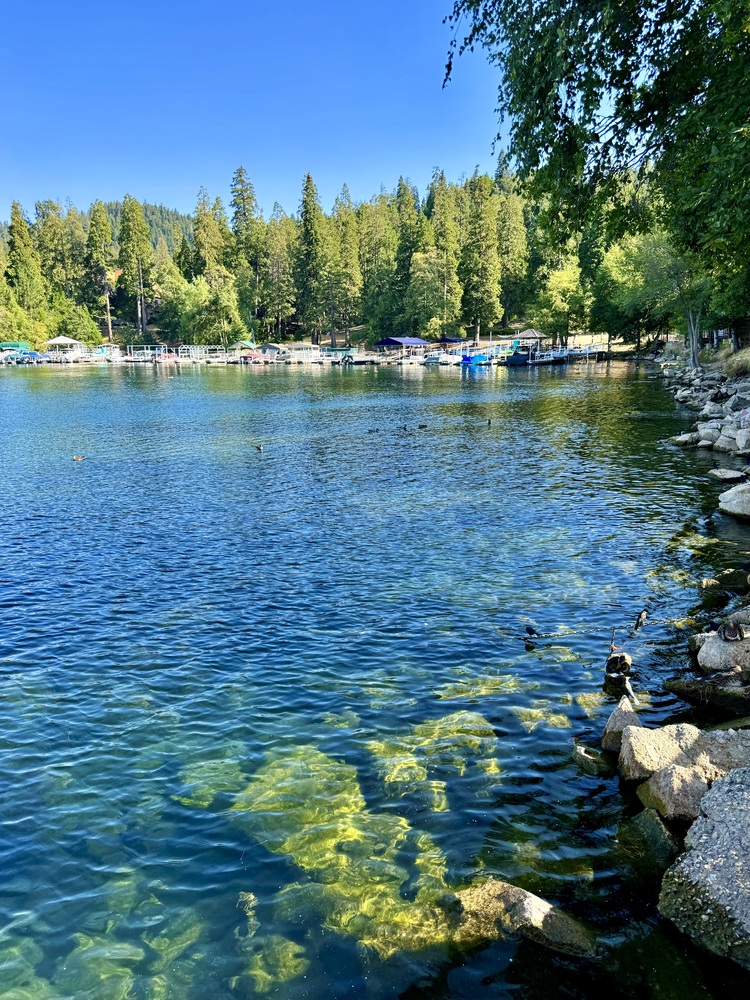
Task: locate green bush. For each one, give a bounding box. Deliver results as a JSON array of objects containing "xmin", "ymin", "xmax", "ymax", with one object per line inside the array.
[{"xmin": 722, "ymin": 347, "xmax": 750, "ymax": 378}]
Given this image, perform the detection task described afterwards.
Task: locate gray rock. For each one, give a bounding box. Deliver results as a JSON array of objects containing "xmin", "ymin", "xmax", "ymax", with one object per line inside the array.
[
  {"xmin": 708, "ymin": 468, "xmax": 745, "ymax": 482},
  {"xmin": 719, "ymin": 483, "xmax": 750, "ymax": 520},
  {"xmin": 637, "ymin": 762, "xmax": 718, "ymax": 821},
  {"xmin": 670, "ymin": 432, "xmax": 700, "ymax": 446},
  {"xmin": 618, "ymin": 724, "xmax": 708, "ymax": 781},
  {"xmin": 602, "ymin": 696, "xmax": 642, "ymax": 751},
  {"xmin": 714, "ymin": 434, "xmax": 739, "ymax": 453},
  {"xmin": 453, "ymin": 878, "xmax": 597, "ymax": 958},
  {"xmin": 699, "ymin": 427, "xmax": 722, "ymax": 445},
  {"xmin": 737, "ymin": 428, "xmax": 750, "ymax": 451},
  {"xmin": 627, "ymin": 808, "xmax": 681, "ymax": 868},
  {"xmin": 688, "ymin": 631, "xmax": 715, "ymax": 653},
  {"xmin": 697, "ymin": 629, "xmax": 750, "ymax": 673},
  {"xmin": 573, "ymin": 744, "xmax": 611, "ymax": 775},
  {"xmin": 659, "ymin": 768, "xmax": 750, "ymax": 969},
  {"xmin": 666, "ymin": 675, "xmax": 750, "ymax": 715}
]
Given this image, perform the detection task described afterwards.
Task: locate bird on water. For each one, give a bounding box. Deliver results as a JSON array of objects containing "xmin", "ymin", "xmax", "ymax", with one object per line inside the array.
[
  {"xmin": 633, "ymin": 609, "xmax": 648, "ymax": 631},
  {"xmin": 525, "ymin": 626, "xmax": 539, "ymax": 638},
  {"xmin": 256, "ymin": 445, "xmax": 263, "ymax": 452}
]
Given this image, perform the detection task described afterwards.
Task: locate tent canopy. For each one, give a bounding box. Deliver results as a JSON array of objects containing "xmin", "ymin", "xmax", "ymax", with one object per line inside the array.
[
  {"xmin": 374, "ymin": 337, "xmax": 430, "ymax": 347},
  {"xmin": 436, "ymin": 336, "xmax": 467, "ymax": 344},
  {"xmin": 44, "ymin": 335, "xmax": 83, "ymax": 346}
]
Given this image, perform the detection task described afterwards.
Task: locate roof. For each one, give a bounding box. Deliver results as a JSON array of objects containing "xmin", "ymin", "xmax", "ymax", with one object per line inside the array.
[{"xmin": 374, "ymin": 337, "xmax": 430, "ymax": 347}]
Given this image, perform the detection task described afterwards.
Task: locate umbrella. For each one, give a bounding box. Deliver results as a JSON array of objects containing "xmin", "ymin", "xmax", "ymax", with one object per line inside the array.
[{"xmin": 44, "ymin": 335, "xmax": 84, "ymax": 346}]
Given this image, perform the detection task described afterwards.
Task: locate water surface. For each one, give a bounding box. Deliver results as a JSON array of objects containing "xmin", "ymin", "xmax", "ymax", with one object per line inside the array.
[{"xmin": 0, "ymin": 362, "xmax": 748, "ymax": 998}]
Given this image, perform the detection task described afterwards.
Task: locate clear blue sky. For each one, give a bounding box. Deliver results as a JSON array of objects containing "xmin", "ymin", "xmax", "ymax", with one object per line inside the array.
[{"xmin": 0, "ymin": 0, "xmax": 504, "ymax": 220}]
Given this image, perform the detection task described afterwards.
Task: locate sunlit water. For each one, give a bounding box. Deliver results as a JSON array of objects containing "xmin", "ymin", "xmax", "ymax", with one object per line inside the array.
[{"xmin": 1, "ymin": 361, "xmax": 749, "ymax": 999}]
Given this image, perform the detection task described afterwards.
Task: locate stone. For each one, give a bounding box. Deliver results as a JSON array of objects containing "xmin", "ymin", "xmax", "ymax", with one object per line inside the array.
[
  {"xmin": 737, "ymin": 428, "xmax": 750, "ymax": 451},
  {"xmin": 718, "ymin": 483, "xmax": 750, "ymax": 520},
  {"xmin": 696, "ymin": 629, "xmax": 750, "ymax": 673},
  {"xmin": 453, "ymin": 878, "xmax": 597, "ymax": 958},
  {"xmin": 699, "ymin": 428, "xmax": 722, "ymax": 445},
  {"xmin": 670, "ymin": 432, "xmax": 700, "ymax": 446},
  {"xmin": 666, "ymin": 675, "xmax": 750, "ymax": 715},
  {"xmin": 688, "ymin": 631, "xmax": 715, "ymax": 653},
  {"xmin": 659, "ymin": 768, "xmax": 750, "ymax": 970},
  {"xmin": 714, "ymin": 434, "xmax": 739, "ymax": 453},
  {"xmin": 572, "ymin": 744, "xmax": 611, "ymax": 775},
  {"xmin": 618, "ymin": 724, "xmax": 708, "ymax": 781},
  {"xmin": 637, "ymin": 762, "xmax": 718, "ymax": 821},
  {"xmin": 602, "ymin": 696, "xmax": 643, "ymax": 752},
  {"xmin": 708, "ymin": 468, "xmax": 745, "ymax": 482},
  {"xmin": 627, "ymin": 808, "xmax": 681, "ymax": 868}
]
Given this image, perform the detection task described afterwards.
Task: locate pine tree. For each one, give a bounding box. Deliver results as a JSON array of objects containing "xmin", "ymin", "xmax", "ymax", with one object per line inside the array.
[
  {"xmin": 459, "ymin": 173, "xmax": 502, "ymax": 342},
  {"xmin": 428, "ymin": 171, "xmax": 462, "ymax": 335},
  {"xmin": 257, "ymin": 205, "xmax": 297, "ymax": 339},
  {"xmin": 358, "ymin": 193, "xmax": 398, "ymax": 338},
  {"xmin": 86, "ymin": 200, "xmax": 114, "ymax": 339},
  {"xmin": 6, "ymin": 202, "xmax": 46, "ymax": 316},
  {"xmin": 34, "ymin": 200, "xmax": 67, "ymax": 292},
  {"xmin": 497, "ymin": 192, "xmax": 529, "ymax": 321},
  {"xmin": 64, "ymin": 203, "xmax": 87, "ymax": 297},
  {"xmin": 391, "ymin": 178, "xmax": 421, "ymax": 334},
  {"xmin": 118, "ymin": 194, "xmax": 152, "ymax": 337},
  {"xmin": 295, "ymin": 174, "xmax": 330, "ymax": 343},
  {"xmin": 332, "ymin": 185, "xmax": 362, "ymax": 341},
  {"xmin": 192, "ymin": 188, "xmax": 224, "ymax": 277}
]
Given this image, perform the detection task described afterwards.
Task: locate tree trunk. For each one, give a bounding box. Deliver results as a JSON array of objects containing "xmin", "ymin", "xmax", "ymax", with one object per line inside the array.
[
  {"xmin": 687, "ymin": 307, "xmax": 702, "ymax": 369},
  {"xmin": 731, "ymin": 329, "xmax": 740, "ymax": 353},
  {"xmin": 474, "ymin": 317, "xmax": 480, "ymax": 346},
  {"xmin": 104, "ymin": 288, "xmax": 113, "ymax": 342}
]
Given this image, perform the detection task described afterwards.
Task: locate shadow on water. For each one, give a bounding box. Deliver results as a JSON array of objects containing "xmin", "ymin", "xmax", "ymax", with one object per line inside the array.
[{"xmin": 0, "ymin": 361, "xmax": 748, "ymax": 997}]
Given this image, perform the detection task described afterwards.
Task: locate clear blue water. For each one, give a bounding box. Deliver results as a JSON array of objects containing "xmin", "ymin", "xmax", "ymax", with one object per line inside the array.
[{"xmin": 0, "ymin": 361, "xmax": 748, "ymax": 999}]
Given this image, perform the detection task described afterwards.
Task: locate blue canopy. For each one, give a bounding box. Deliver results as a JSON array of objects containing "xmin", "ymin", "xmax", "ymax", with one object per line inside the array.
[
  {"xmin": 436, "ymin": 336, "xmax": 467, "ymax": 344},
  {"xmin": 374, "ymin": 337, "xmax": 430, "ymax": 347}
]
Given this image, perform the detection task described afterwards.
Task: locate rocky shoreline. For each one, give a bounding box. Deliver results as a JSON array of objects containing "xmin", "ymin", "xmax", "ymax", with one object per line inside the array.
[{"xmin": 591, "ymin": 357, "xmax": 750, "ymax": 972}]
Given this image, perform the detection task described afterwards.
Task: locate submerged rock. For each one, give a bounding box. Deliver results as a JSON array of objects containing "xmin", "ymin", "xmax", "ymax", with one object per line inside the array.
[
  {"xmin": 601, "ymin": 696, "xmax": 643, "ymax": 752},
  {"xmin": 666, "ymin": 675, "xmax": 750, "ymax": 715},
  {"xmin": 659, "ymin": 768, "xmax": 750, "ymax": 970},
  {"xmin": 627, "ymin": 808, "xmax": 681, "ymax": 868},
  {"xmin": 453, "ymin": 878, "xmax": 596, "ymax": 958}
]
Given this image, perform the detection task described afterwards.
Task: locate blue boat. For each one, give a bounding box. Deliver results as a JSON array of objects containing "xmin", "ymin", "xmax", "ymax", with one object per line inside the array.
[{"xmin": 459, "ymin": 353, "xmax": 490, "ymax": 367}]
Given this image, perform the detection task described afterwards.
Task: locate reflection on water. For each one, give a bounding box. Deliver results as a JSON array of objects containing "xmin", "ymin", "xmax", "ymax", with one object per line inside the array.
[{"xmin": 0, "ymin": 361, "xmax": 748, "ymax": 998}]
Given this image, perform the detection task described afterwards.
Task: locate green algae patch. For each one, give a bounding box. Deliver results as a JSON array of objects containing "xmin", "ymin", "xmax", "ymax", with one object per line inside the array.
[
  {"xmin": 174, "ymin": 758, "xmax": 246, "ymax": 809},
  {"xmin": 53, "ymin": 932, "xmax": 145, "ymax": 1000},
  {"xmin": 320, "ymin": 708, "xmax": 361, "ymax": 729},
  {"xmin": 514, "ymin": 702, "xmax": 572, "ymax": 732},
  {"xmin": 367, "ymin": 712, "xmax": 501, "ymax": 808},
  {"xmin": 0, "ymin": 936, "xmax": 49, "ymax": 996},
  {"xmin": 574, "ymin": 692, "xmax": 607, "ymax": 718},
  {"xmin": 231, "ymin": 745, "xmax": 458, "ymax": 959},
  {"xmin": 236, "ymin": 934, "xmax": 309, "ymax": 994},
  {"xmin": 143, "ymin": 908, "xmax": 204, "ymax": 972},
  {"xmin": 436, "ymin": 673, "xmax": 539, "ymax": 701}
]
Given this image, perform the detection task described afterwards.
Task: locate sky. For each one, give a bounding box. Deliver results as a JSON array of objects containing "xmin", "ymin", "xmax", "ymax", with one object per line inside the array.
[{"xmin": 0, "ymin": 0, "xmax": 506, "ymax": 220}]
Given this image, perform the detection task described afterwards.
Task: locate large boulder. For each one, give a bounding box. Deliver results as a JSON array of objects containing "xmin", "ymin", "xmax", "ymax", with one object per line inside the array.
[
  {"xmin": 636, "ymin": 762, "xmax": 717, "ymax": 821},
  {"xmin": 453, "ymin": 878, "xmax": 596, "ymax": 958},
  {"xmin": 618, "ymin": 724, "xmax": 709, "ymax": 781},
  {"xmin": 670, "ymin": 432, "xmax": 700, "ymax": 446},
  {"xmin": 708, "ymin": 468, "xmax": 745, "ymax": 482},
  {"xmin": 666, "ymin": 675, "xmax": 750, "ymax": 715},
  {"xmin": 659, "ymin": 768, "xmax": 750, "ymax": 970},
  {"xmin": 601, "ymin": 696, "xmax": 643, "ymax": 752},
  {"xmin": 719, "ymin": 483, "xmax": 750, "ymax": 520},
  {"xmin": 714, "ymin": 434, "xmax": 739, "ymax": 453},
  {"xmin": 696, "ymin": 628, "xmax": 750, "ymax": 673},
  {"xmin": 737, "ymin": 428, "xmax": 750, "ymax": 452}
]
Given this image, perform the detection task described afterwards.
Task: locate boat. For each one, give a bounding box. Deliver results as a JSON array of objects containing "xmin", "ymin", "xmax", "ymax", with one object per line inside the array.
[
  {"xmin": 341, "ymin": 353, "xmax": 380, "ymax": 366},
  {"xmin": 501, "ymin": 348, "xmax": 533, "ymax": 366},
  {"xmin": 527, "ymin": 348, "xmax": 569, "ymax": 366}
]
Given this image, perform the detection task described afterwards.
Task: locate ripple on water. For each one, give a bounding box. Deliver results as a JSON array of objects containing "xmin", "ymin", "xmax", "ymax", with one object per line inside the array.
[{"xmin": 0, "ymin": 363, "xmax": 747, "ymax": 998}]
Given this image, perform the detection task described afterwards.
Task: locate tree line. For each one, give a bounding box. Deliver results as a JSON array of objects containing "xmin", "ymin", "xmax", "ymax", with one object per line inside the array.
[{"xmin": 0, "ymin": 158, "xmax": 739, "ymax": 356}]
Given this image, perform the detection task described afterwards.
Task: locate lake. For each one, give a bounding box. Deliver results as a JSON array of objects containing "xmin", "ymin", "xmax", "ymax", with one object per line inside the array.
[{"xmin": 0, "ymin": 361, "xmax": 748, "ymax": 998}]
